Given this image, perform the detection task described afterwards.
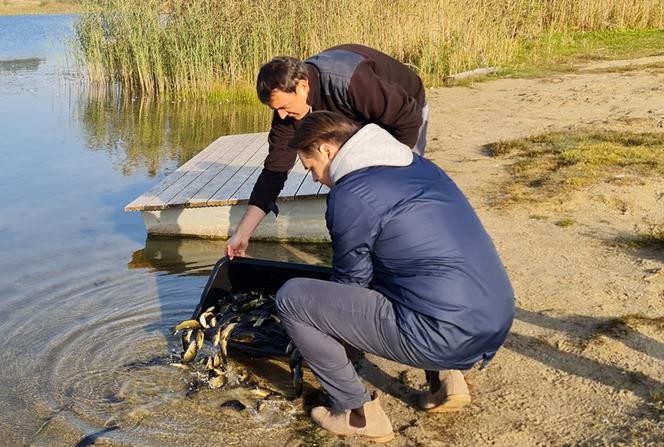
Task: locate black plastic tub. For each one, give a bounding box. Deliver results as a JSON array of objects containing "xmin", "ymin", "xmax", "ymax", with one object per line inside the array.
[{"xmin": 190, "ymin": 257, "xmax": 332, "ymax": 357}]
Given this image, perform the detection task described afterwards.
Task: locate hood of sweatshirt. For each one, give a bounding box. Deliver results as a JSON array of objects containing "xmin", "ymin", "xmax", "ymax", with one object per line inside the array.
[{"xmin": 329, "ymin": 124, "xmax": 413, "ymax": 186}]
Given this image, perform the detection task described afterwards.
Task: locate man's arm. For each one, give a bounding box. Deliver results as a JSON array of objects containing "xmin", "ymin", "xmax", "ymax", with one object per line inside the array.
[
  {"xmin": 225, "ymin": 204, "xmax": 266, "ymax": 259},
  {"xmin": 326, "ymin": 189, "xmax": 381, "ymax": 286},
  {"xmin": 246, "ymin": 112, "xmax": 297, "ymax": 214},
  {"xmin": 348, "ymin": 64, "xmax": 423, "ymax": 148},
  {"xmin": 225, "ymin": 112, "xmax": 296, "ymax": 257}
]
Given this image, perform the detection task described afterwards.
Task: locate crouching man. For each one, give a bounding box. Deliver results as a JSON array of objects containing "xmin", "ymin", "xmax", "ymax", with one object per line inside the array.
[{"xmin": 275, "ymin": 112, "xmax": 514, "ymax": 442}]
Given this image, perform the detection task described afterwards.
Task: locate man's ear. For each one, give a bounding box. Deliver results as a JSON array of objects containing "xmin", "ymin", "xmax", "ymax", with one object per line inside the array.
[
  {"xmin": 318, "ymin": 143, "xmax": 335, "ymax": 160},
  {"xmin": 296, "ymin": 78, "xmax": 309, "ymax": 92}
]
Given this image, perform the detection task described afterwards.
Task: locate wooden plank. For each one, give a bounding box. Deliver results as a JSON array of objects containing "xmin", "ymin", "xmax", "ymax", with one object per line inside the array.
[
  {"xmin": 207, "ymin": 140, "xmax": 269, "ymax": 205},
  {"xmin": 443, "ymin": 66, "xmax": 498, "ymax": 86},
  {"xmin": 154, "ymin": 133, "xmax": 254, "ymax": 207},
  {"xmin": 278, "ymin": 156, "xmax": 308, "ymax": 199},
  {"xmin": 230, "ymin": 143, "xmax": 273, "ymax": 202},
  {"xmin": 135, "ymin": 133, "xmax": 249, "ymax": 210},
  {"xmin": 124, "ymin": 133, "xmax": 239, "ymax": 211},
  {"xmin": 295, "ymin": 171, "xmax": 322, "ymax": 198},
  {"xmin": 169, "ymin": 133, "xmax": 266, "ymax": 207}
]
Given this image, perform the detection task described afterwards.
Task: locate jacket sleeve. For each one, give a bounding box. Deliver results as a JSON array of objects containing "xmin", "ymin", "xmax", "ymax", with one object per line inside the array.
[
  {"xmin": 326, "ymin": 189, "xmax": 381, "ymax": 287},
  {"xmin": 248, "ymin": 169, "xmax": 288, "ymax": 215},
  {"xmin": 348, "ymin": 63, "xmax": 423, "ymax": 148},
  {"xmin": 248, "ymin": 111, "xmax": 297, "ymax": 215}
]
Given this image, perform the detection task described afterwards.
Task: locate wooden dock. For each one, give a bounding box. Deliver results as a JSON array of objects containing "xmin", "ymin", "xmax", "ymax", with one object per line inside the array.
[{"xmin": 125, "ymin": 132, "xmax": 330, "ymax": 241}]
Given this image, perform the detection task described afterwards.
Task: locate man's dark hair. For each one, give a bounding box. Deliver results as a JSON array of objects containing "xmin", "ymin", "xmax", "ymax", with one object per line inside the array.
[
  {"xmin": 289, "ymin": 111, "xmax": 360, "ymax": 155},
  {"xmin": 256, "ymin": 56, "xmax": 309, "ymax": 104}
]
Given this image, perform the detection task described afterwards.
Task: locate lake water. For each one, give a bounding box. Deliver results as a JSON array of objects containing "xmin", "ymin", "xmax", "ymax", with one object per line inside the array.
[{"xmin": 0, "ymin": 14, "xmax": 331, "ymax": 446}]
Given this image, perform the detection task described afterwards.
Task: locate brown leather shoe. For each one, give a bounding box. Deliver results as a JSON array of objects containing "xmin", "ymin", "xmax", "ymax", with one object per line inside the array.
[
  {"xmin": 418, "ymin": 370, "xmax": 471, "ymax": 412},
  {"xmin": 311, "ymin": 394, "xmax": 395, "ymax": 443}
]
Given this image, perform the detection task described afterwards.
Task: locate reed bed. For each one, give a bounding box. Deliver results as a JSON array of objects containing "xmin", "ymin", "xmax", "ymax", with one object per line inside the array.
[{"xmin": 72, "ymin": 0, "xmax": 664, "ymax": 98}]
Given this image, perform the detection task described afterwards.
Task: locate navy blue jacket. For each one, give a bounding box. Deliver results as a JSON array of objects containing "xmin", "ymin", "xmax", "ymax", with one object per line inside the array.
[{"xmin": 326, "ymin": 125, "xmax": 514, "ymax": 369}]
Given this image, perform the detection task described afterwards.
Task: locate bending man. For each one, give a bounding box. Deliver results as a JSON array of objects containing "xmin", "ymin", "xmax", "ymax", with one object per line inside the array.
[{"xmin": 225, "ymin": 44, "xmax": 427, "ymax": 258}]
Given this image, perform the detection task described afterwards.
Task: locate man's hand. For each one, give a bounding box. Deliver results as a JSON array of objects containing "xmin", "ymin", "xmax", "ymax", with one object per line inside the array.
[
  {"xmin": 225, "ymin": 232, "xmax": 249, "ymax": 259},
  {"xmin": 224, "ymin": 205, "xmax": 267, "ymax": 259}
]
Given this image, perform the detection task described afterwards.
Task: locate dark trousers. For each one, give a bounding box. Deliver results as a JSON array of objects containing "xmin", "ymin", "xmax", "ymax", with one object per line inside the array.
[{"xmin": 276, "ymin": 278, "xmax": 444, "ymax": 410}]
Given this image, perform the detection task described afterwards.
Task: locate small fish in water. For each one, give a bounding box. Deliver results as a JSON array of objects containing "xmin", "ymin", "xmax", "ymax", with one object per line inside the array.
[
  {"xmin": 213, "ymin": 351, "xmax": 223, "ymax": 368},
  {"xmin": 209, "ymin": 368, "xmax": 226, "ymax": 389},
  {"xmin": 181, "ymin": 340, "xmax": 198, "ymax": 364},
  {"xmin": 198, "ymin": 311, "xmax": 214, "ymax": 329},
  {"xmin": 220, "ymin": 322, "xmax": 238, "ymax": 360},
  {"xmin": 169, "ymin": 362, "xmax": 189, "ymax": 370},
  {"xmin": 256, "ymin": 400, "xmax": 270, "ymax": 413},
  {"xmin": 240, "ymin": 297, "xmax": 270, "ymax": 311},
  {"xmin": 204, "ymin": 326, "xmax": 222, "ymax": 347},
  {"xmin": 181, "ymin": 329, "xmax": 193, "ymax": 351},
  {"xmin": 253, "ymin": 316, "xmax": 267, "ymax": 328},
  {"xmin": 237, "ymin": 368, "xmax": 250, "ymax": 382},
  {"xmin": 173, "ymin": 320, "xmax": 202, "ymax": 333},
  {"xmin": 252, "ymin": 386, "xmax": 275, "ymax": 398},
  {"xmin": 195, "ymin": 329, "xmax": 205, "ymax": 350},
  {"xmin": 220, "ymin": 399, "xmax": 246, "ymax": 411}
]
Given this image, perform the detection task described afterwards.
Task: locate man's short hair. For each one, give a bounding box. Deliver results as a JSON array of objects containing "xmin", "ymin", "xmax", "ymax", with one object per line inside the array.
[
  {"xmin": 256, "ymin": 56, "xmax": 309, "ymax": 104},
  {"xmin": 289, "ymin": 111, "xmax": 360, "ymax": 155}
]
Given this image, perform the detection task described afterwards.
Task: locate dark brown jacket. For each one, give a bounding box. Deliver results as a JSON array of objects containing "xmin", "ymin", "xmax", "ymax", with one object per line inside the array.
[{"xmin": 249, "ymin": 44, "xmax": 426, "ymax": 214}]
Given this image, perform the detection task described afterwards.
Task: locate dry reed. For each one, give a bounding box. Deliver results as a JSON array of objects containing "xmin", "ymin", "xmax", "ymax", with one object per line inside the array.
[{"xmin": 72, "ymin": 0, "xmax": 664, "ymax": 97}]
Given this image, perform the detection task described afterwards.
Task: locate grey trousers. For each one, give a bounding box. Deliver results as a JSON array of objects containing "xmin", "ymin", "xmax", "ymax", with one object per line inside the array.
[
  {"xmin": 276, "ymin": 278, "xmax": 444, "ymax": 410},
  {"xmin": 413, "ymin": 103, "xmax": 429, "ymax": 156}
]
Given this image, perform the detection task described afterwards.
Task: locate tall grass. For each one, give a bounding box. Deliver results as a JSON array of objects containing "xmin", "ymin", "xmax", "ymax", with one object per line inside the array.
[{"xmin": 72, "ymin": 0, "xmax": 664, "ymax": 98}]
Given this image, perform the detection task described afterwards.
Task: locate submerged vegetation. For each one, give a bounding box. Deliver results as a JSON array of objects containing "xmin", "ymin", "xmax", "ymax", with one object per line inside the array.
[
  {"xmin": 485, "ymin": 129, "xmax": 664, "ymax": 204},
  {"xmin": 71, "ymin": 0, "xmax": 664, "ymax": 98}
]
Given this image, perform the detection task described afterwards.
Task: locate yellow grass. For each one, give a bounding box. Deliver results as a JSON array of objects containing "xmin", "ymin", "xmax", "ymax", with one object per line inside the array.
[
  {"xmin": 485, "ymin": 129, "xmax": 664, "ymax": 204},
  {"xmin": 71, "ymin": 0, "xmax": 664, "ymax": 98},
  {"xmin": 0, "ymin": 0, "xmax": 82, "ymax": 15}
]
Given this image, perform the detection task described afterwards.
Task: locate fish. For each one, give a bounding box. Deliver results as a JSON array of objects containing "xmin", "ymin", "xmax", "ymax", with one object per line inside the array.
[
  {"xmin": 212, "ymin": 351, "xmax": 223, "ymax": 368},
  {"xmin": 240, "ymin": 297, "xmax": 270, "ymax": 311},
  {"xmin": 252, "ymin": 316, "xmax": 267, "ymax": 328},
  {"xmin": 256, "ymin": 400, "xmax": 270, "ymax": 413},
  {"xmin": 216, "ymin": 312, "xmax": 241, "ymax": 329},
  {"xmin": 220, "ymin": 399, "xmax": 246, "ymax": 411},
  {"xmin": 195, "ymin": 329, "xmax": 204, "ymax": 350},
  {"xmin": 252, "ymin": 386, "xmax": 274, "ymax": 398},
  {"xmin": 237, "ymin": 368, "xmax": 250, "ymax": 382},
  {"xmin": 181, "ymin": 329, "xmax": 193, "ymax": 351},
  {"xmin": 204, "ymin": 326, "xmax": 221, "ymax": 346},
  {"xmin": 198, "ymin": 311, "xmax": 214, "ymax": 329},
  {"xmin": 173, "ymin": 319, "xmax": 202, "ymax": 333},
  {"xmin": 181, "ymin": 340, "xmax": 198, "ymax": 364},
  {"xmin": 209, "ymin": 369, "xmax": 226, "ymax": 389},
  {"xmin": 220, "ymin": 322, "xmax": 238, "ymax": 359}
]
